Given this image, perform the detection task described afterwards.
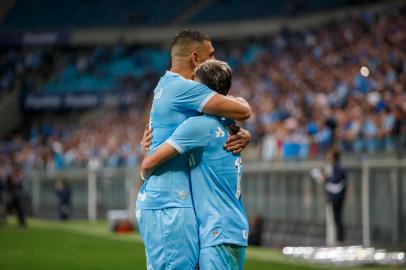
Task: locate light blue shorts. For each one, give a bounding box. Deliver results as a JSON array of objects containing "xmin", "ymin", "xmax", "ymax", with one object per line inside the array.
[
  {"xmin": 136, "ymin": 207, "xmax": 199, "ymax": 270},
  {"xmin": 199, "ymin": 244, "xmax": 246, "ymax": 270}
]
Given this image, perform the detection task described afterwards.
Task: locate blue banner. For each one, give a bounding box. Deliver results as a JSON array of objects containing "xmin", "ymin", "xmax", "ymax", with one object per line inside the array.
[
  {"xmin": 0, "ymin": 31, "xmax": 69, "ymax": 46},
  {"xmin": 21, "ymin": 92, "xmax": 138, "ymax": 111}
]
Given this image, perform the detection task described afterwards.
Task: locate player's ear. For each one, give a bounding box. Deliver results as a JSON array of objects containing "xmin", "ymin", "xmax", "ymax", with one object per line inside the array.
[{"xmin": 191, "ymin": 51, "xmax": 199, "ymax": 66}]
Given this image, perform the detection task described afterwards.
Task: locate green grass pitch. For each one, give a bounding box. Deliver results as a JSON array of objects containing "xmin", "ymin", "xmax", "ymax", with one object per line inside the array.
[{"xmin": 0, "ymin": 218, "xmax": 404, "ymax": 270}]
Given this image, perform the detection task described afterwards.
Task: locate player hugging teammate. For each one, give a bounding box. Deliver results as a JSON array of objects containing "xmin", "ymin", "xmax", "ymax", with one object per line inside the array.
[{"xmin": 136, "ymin": 30, "xmax": 251, "ymax": 270}]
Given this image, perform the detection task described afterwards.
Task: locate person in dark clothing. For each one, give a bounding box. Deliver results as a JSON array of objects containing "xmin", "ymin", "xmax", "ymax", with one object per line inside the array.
[
  {"xmin": 248, "ymin": 215, "xmax": 264, "ymax": 246},
  {"xmin": 55, "ymin": 179, "xmax": 71, "ymax": 220},
  {"xmin": 324, "ymin": 149, "xmax": 346, "ymax": 243},
  {"xmin": 6, "ymin": 164, "xmax": 26, "ymax": 227},
  {"xmin": 311, "ymin": 148, "xmax": 346, "ymax": 244},
  {"xmin": 0, "ymin": 175, "xmax": 5, "ymax": 226},
  {"xmin": 392, "ymin": 105, "xmax": 406, "ymax": 158}
]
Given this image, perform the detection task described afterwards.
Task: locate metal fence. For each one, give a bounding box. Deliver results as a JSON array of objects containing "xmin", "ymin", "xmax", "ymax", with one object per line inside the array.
[
  {"xmin": 29, "ymin": 167, "xmax": 140, "ymax": 220},
  {"xmin": 27, "ymin": 159, "xmax": 406, "ymax": 247},
  {"xmin": 242, "ymin": 159, "xmax": 406, "ymax": 247}
]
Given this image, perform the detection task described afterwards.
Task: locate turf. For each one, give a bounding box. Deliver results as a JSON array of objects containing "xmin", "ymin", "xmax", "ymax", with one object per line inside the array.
[{"xmin": 0, "ymin": 219, "xmax": 404, "ymax": 270}]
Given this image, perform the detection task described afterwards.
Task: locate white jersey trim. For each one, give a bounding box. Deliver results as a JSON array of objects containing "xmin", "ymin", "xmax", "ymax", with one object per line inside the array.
[
  {"xmin": 166, "ymin": 139, "xmax": 186, "ymax": 154},
  {"xmin": 198, "ymin": 92, "xmax": 216, "ymax": 112}
]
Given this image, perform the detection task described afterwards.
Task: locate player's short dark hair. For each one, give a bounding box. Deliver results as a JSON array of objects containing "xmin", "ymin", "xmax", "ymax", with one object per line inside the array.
[
  {"xmin": 195, "ymin": 60, "xmax": 232, "ymax": 95},
  {"xmin": 171, "ymin": 29, "xmax": 210, "ymax": 57}
]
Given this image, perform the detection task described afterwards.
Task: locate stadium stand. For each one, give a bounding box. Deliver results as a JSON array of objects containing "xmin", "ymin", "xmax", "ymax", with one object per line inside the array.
[
  {"xmin": 41, "ymin": 46, "xmax": 168, "ymax": 93},
  {"xmin": 1, "ymin": 0, "xmax": 385, "ymax": 29},
  {"xmin": 0, "ymin": 2, "xmax": 405, "ymax": 172},
  {"xmin": 1, "ymin": 0, "xmax": 196, "ymax": 29},
  {"xmin": 186, "ymin": 0, "xmax": 360, "ymax": 24}
]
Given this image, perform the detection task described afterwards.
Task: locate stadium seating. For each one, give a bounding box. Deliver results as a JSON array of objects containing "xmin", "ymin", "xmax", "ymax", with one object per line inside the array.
[
  {"xmin": 1, "ymin": 0, "xmax": 381, "ymax": 29},
  {"xmin": 187, "ymin": 0, "xmax": 371, "ymax": 24},
  {"xmin": 42, "ymin": 47, "xmax": 169, "ymax": 92},
  {"xmin": 0, "ymin": 2, "xmax": 405, "ymax": 170},
  {"xmin": 1, "ymin": 0, "xmax": 196, "ymax": 29}
]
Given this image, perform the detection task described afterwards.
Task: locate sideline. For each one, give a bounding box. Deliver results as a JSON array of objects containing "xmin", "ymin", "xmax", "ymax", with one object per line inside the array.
[
  {"xmin": 4, "ymin": 218, "xmax": 403, "ymax": 270},
  {"xmin": 22, "ymin": 218, "xmax": 297, "ymax": 265}
]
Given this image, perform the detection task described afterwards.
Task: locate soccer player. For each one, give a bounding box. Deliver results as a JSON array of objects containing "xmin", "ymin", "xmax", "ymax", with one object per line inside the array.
[
  {"xmin": 140, "ymin": 60, "xmax": 249, "ymax": 270},
  {"xmin": 136, "ymin": 30, "xmax": 251, "ymax": 269}
]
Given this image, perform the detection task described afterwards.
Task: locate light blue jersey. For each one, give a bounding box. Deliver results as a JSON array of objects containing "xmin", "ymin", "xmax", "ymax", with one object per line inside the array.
[
  {"xmin": 167, "ymin": 115, "xmax": 249, "ymax": 248},
  {"xmin": 136, "ymin": 71, "xmax": 215, "ymax": 210}
]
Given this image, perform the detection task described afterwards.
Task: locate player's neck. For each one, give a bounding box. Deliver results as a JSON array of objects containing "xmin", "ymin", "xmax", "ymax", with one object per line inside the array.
[
  {"xmin": 170, "ymin": 59, "xmax": 194, "ymax": 80},
  {"xmin": 170, "ymin": 66, "xmax": 193, "ymax": 80}
]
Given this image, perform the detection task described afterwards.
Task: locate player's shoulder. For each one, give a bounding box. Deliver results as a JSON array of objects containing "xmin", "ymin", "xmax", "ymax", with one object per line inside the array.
[
  {"xmin": 204, "ymin": 116, "xmax": 235, "ymax": 129},
  {"xmin": 182, "ymin": 115, "xmax": 213, "ymax": 125},
  {"xmin": 177, "ymin": 115, "xmax": 213, "ymax": 130},
  {"xmin": 169, "ymin": 74, "xmax": 206, "ymax": 91},
  {"xmin": 197, "ymin": 114, "xmax": 221, "ymax": 125},
  {"xmin": 207, "ymin": 115, "xmax": 225, "ymax": 125},
  {"xmin": 179, "ymin": 79, "xmax": 205, "ymax": 91},
  {"xmin": 187, "ymin": 115, "xmax": 233, "ymax": 127}
]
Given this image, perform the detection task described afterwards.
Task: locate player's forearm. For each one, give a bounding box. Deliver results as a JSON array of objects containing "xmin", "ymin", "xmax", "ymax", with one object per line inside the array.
[
  {"xmin": 141, "ymin": 157, "xmax": 157, "ymax": 174},
  {"xmin": 233, "ymin": 96, "xmax": 250, "ymax": 107},
  {"xmin": 219, "ymin": 96, "xmax": 251, "ymax": 120},
  {"xmin": 230, "ymin": 96, "xmax": 251, "ymax": 120},
  {"xmin": 203, "ymin": 95, "xmax": 251, "ymax": 121},
  {"xmin": 140, "ymin": 143, "xmax": 179, "ymax": 180}
]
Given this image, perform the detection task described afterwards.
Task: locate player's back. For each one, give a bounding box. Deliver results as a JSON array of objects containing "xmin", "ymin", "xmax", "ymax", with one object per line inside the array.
[
  {"xmin": 187, "ymin": 116, "xmax": 249, "ymax": 248},
  {"xmin": 136, "ymin": 71, "xmax": 215, "ymax": 210}
]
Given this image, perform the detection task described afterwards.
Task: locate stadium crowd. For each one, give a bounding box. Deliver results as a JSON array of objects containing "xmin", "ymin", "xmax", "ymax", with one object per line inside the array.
[
  {"xmin": 0, "ymin": 108, "xmax": 146, "ymax": 173},
  {"xmin": 229, "ymin": 5, "xmax": 406, "ymax": 160},
  {"xmin": 0, "ymin": 4, "xmax": 405, "ymax": 173}
]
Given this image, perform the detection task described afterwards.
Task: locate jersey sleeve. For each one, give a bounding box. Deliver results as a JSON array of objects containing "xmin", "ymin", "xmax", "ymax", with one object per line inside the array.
[
  {"xmin": 174, "ymin": 82, "xmax": 216, "ymax": 112},
  {"xmin": 166, "ymin": 117, "xmax": 211, "ymax": 154}
]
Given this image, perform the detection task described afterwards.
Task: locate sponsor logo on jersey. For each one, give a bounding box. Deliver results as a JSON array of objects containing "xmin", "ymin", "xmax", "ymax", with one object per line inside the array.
[{"xmin": 215, "ymin": 127, "xmax": 225, "ymax": 138}]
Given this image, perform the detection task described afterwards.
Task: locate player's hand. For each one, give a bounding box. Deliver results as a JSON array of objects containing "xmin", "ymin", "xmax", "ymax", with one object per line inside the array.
[
  {"xmin": 224, "ymin": 127, "xmax": 251, "ymax": 154},
  {"xmin": 140, "ymin": 124, "xmax": 152, "ymax": 152}
]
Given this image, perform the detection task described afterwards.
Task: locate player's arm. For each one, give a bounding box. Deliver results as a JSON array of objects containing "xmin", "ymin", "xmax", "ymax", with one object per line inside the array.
[
  {"xmin": 176, "ymin": 83, "xmax": 251, "ymax": 121},
  {"xmin": 202, "ymin": 94, "xmax": 251, "ymax": 121},
  {"xmin": 140, "ymin": 101, "xmax": 252, "ymax": 154},
  {"xmin": 140, "ymin": 117, "xmax": 210, "ymax": 180},
  {"xmin": 180, "ymin": 83, "xmax": 252, "ymax": 152},
  {"xmin": 140, "ymin": 144, "xmax": 179, "ymax": 180},
  {"xmin": 190, "ymin": 85, "xmax": 251, "ymax": 150}
]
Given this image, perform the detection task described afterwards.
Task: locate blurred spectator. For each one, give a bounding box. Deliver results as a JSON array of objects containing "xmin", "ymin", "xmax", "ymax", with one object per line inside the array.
[
  {"xmin": 248, "ymin": 216, "xmax": 264, "ymax": 246},
  {"xmin": 0, "ymin": 108, "xmax": 146, "ymax": 173},
  {"xmin": 324, "ymin": 149, "xmax": 346, "ymax": 244},
  {"xmin": 311, "ymin": 149, "xmax": 347, "ymax": 244},
  {"xmin": 5, "ymin": 159, "xmax": 26, "ymax": 227},
  {"xmin": 0, "ymin": 167, "xmax": 5, "ymax": 226},
  {"xmin": 54, "ymin": 179, "xmax": 71, "ymax": 220},
  {"xmin": 393, "ymin": 105, "xmax": 406, "ymax": 158}
]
